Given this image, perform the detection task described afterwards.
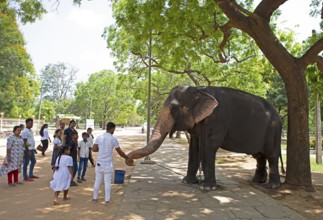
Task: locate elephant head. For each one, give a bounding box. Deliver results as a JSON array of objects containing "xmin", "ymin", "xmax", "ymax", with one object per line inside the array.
[{"xmin": 127, "ymin": 86, "xmax": 218, "ymax": 160}]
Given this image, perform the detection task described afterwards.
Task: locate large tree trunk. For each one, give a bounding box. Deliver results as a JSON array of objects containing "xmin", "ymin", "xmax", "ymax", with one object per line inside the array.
[{"xmin": 284, "ymin": 68, "xmax": 312, "ymax": 187}]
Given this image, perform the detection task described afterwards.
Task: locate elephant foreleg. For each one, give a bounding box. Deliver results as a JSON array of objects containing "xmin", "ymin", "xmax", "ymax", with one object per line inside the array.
[
  {"xmin": 183, "ymin": 135, "xmax": 199, "ymax": 184},
  {"xmin": 252, "ymin": 153, "xmax": 268, "ymax": 183},
  {"xmin": 200, "ymin": 151, "xmax": 217, "ymax": 191}
]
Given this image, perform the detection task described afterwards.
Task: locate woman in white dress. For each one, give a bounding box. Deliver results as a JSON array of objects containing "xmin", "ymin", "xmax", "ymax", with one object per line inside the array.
[{"xmin": 50, "ymin": 145, "xmax": 73, "ymax": 205}]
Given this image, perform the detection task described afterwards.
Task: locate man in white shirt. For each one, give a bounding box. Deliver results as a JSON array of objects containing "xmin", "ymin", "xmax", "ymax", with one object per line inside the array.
[
  {"xmin": 92, "ymin": 122, "xmax": 133, "ymax": 206},
  {"xmin": 21, "ymin": 118, "xmax": 38, "ymax": 181}
]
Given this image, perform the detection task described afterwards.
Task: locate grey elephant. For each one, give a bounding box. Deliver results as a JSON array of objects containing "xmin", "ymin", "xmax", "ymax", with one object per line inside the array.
[{"xmin": 127, "ymin": 86, "xmax": 284, "ymax": 190}]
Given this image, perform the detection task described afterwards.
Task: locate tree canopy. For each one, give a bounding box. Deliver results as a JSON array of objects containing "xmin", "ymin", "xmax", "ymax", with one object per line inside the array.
[{"xmin": 0, "ymin": 1, "xmax": 39, "ymax": 117}]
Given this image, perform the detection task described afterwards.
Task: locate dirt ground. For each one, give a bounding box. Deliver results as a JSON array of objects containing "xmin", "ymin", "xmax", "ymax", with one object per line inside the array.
[
  {"xmin": 0, "ymin": 129, "xmax": 322, "ymax": 219},
  {"xmin": 215, "ymin": 153, "xmax": 323, "ymax": 220},
  {"xmin": 0, "ymin": 129, "xmax": 139, "ymax": 220}
]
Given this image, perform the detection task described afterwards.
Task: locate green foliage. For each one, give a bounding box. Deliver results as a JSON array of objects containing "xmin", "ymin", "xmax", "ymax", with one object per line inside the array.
[
  {"xmin": 0, "ymin": 2, "xmax": 39, "ymax": 117},
  {"xmin": 34, "ymin": 99, "xmax": 56, "ymax": 122},
  {"xmin": 7, "ymin": 0, "xmax": 46, "ymax": 24},
  {"xmin": 40, "ymin": 62, "xmax": 77, "ymax": 102},
  {"xmin": 73, "ymin": 70, "xmax": 141, "ymax": 125}
]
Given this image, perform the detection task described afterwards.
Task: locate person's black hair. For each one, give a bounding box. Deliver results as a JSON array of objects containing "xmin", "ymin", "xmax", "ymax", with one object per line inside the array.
[
  {"xmin": 106, "ymin": 122, "xmax": 116, "ymax": 130},
  {"xmin": 87, "ymin": 127, "xmax": 92, "ymax": 131},
  {"xmin": 39, "ymin": 124, "xmax": 48, "ymax": 137},
  {"xmin": 71, "ymin": 130, "xmax": 78, "ymax": 136},
  {"xmin": 13, "ymin": 125, "xmax": 20, "ymax": 132},
  {"xmin": 19, "ymin": 124, "xmax": 24, "ymax": 128},
  {"xmin": 53, "ymin": 128, "xmax": 62, "ymax": 139},
  {"xmin": 55, "ymin": 145, "xmax": 71, "ymax": 171},
  {"xmin": 69, "ymin": 120, "xmax": 76, "ymax": 125},
  {"xmin": 82, "ymin": 132, "xmax": 89, "ymax": 137},
  {"xmin": 25, "ymin": 118, "xmax": 33, "ymax": 124}
]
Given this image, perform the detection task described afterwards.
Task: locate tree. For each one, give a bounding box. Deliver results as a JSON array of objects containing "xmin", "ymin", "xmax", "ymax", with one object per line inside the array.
[
  {"xmin": 34, "ymin": 100, "xmax": 56, "ymax": 122},
  {"xmin": 0, "ymin": 1, "xmax": 39, "ymax": 117},
  {"xmin": 73, "ymin": 70, "xmax": 140, "ymax": 126},
  {"xmin": 40, "ymin": 62, "xmax": 77, "ymax": 102},
  {"xmin": 104, "ymin": 0, "xmax": 323, "ymax": 188}
]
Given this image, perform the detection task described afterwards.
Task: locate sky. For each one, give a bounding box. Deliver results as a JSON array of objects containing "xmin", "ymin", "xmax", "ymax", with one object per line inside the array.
[{"xmin": 19, "ymin": 0, "xmax": 321, "ymax": 83}]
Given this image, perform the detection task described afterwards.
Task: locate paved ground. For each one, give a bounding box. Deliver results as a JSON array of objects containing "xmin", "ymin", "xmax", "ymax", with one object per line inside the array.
[{"xmin": 116, "ymin": 142, "xmax": 305, "ymax": 219}]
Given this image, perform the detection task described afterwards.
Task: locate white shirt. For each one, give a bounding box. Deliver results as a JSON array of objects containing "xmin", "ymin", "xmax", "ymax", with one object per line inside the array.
[
  {"xmin": 21, "ymin": 128, "xmax": 35, "ymax": 150},
  {"xmin": 53, "ymin": 137, "xmax": 62, "ymax": 147},
  {"xmin": 95, "ymin": 133, "xmax": 119, "ymax": 165},
  {"xmin": 87, "ymin": 134, "xmax": 94, "ymax": 147},
  {"xmin": 78, "ymin": 140, "xmax": 91, "ymax": 158},
  {"xmin": 41, "ymin": 128, "xmax": 50, "ymax": 140}
]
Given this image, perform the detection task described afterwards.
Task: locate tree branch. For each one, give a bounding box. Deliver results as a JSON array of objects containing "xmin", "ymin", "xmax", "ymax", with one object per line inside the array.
[
  {"xmin": 215, "ymin": 0, "xmax": 249, "ymax": 28},
  {"xmin": 254, "ymin": 0, "xmax": 287, "ymax": 22},
  {"xmin": 300, "ymin": 38, "xmax": 323, "ymax": 69}
]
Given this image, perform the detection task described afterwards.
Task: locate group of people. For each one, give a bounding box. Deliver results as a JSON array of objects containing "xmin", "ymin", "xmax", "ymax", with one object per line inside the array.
[{"xmin": 0, "ymin": 118, "xmax": 134, "ymax": 206}]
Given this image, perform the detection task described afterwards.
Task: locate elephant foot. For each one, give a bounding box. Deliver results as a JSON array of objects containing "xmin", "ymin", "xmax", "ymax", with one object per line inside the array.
[
  {"xmin": 182, "ymin": 176, "xmax": 199, "ymax": 184},
  {"xmin": 199, "ymin": 181, "xmax": 217, "ymax": 191},
  {"xmin": 262, "ymin": 181, "xmax": 281, "ymax": 189},
  {"xmin": 199, "ymin": 185, "xmax": 217, "ymax": 191},
  {"xmin": 252, "ymin": 169, "xmax": 268, "ymax": 184},
  {"xmin": 263, "ymin": 174, "xmax": 281, "ymax": 189}
]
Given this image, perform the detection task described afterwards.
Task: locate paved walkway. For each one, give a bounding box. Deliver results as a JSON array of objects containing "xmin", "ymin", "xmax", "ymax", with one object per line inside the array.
[{"xmin": 116, "ymin": 143, "xmax": 305, "ymax": 219}]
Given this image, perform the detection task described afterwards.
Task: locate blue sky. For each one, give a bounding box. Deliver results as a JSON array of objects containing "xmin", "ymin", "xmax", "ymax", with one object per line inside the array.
[{"xmin": 20, "ymin": 0, "xmax": 321, "ymax": 83}]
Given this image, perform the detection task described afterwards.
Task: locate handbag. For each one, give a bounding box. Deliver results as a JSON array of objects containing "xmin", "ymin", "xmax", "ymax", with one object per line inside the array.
[{"xmin": 36, "ymin": 144, "xmax": 43, "ymax": 151}]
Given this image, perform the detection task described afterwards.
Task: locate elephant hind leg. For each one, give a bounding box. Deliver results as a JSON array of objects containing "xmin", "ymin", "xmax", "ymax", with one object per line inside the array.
[
  {"xmin": 265, "ymin": 157, "xmax": 281, "ymax": 189},
  {"xmin": 252, "ymin": 153, "xmax": 267, "ymax": 183}
]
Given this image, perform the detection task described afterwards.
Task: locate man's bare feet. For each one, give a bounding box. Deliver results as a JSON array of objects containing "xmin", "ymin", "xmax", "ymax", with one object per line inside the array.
[{"xmin": 53, "ymin": 200, "xmax": 60, "ymax": 205}]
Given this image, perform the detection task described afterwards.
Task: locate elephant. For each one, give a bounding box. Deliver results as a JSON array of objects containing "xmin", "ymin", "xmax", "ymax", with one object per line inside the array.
[{"xmin": 127, "ymin": 86, "xmax": 284, "ymax": 190}]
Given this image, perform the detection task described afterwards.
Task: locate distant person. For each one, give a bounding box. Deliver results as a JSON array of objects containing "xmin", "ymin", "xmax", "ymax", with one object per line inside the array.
[
  {"xmin": 40, "ymin": 124, "xmax": 51, "ymax": 156},
  {"xmin": 63, "ymin": 120, "xmax": 76, "ymax": 146},
  {"xmin": 69, "ymin": 131, "xmax": 79, "ymax": 186},
  {"xmin": 51, "ymin": 129, "xmax": 63, "ymax": 170},
  {"xmin": 21, "ymin": 118, "xmax": 38, "ymax": 181},
  {"xmin": 87, "ymin": 127, "xmax": 95, "ymax": 167},
  {"xmin": 50, "ymin": 145, "xmax": 73, "ymax": 205},
  {"xmin": 92, "ymin": 122, "xmax": 133, "ymax": 206},
  {"xmin": 59, "ymin": 121, "xmax": 66, "ymax": 130},
  {"xmin": 0, "ymin": 126, "xmax": 24, "ymax": 186},
  {"xmin": 77, "ymin": 132, "xmax": 91, "ymax": 183}
]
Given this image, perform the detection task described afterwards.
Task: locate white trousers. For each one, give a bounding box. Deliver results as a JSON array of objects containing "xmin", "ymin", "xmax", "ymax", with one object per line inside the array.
[{"xmin": 93, "ymin": 166, "xmax": 113, "ymax": 202}]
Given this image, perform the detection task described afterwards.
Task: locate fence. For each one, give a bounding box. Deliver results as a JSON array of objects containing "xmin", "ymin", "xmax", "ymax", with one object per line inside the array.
[{"xmin": 0, "ymin": 117, "xmax": 45, "ymax": 137}]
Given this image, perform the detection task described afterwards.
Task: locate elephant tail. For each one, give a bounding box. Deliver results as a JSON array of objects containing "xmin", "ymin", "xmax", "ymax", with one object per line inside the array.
[{"xmin": 280, "ymin": 152, "xmax": 286, "ymax": 174}]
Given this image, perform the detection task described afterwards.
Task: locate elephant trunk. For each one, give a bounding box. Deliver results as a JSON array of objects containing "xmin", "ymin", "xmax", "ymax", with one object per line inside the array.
[{"xmin": 128, "ymin": 108, "xmax": 173, "ymax": 159}]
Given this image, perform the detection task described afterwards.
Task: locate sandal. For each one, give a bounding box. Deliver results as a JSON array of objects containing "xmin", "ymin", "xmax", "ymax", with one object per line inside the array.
[
  {"xmin": 63, "ymin": 197, "xmax": 71, "ymax": 201},
  {"xmin": 105, "ymin": 201, "xmax": 110, "ymax": 206},
  {"xmin": 53, "ymin": 201, "xmax": 60, "ymax": 206},
  {"xmin": 92, "ymin": 199, "xmax": 98, "ymax": 203}
]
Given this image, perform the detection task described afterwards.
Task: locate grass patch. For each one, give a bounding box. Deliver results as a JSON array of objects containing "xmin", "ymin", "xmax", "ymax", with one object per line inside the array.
[
  {"xmin": 311, "ymin": 159, "xmax": 323, "ymax": 173},
  {"xmin": 282, "ymin": 156, "xmax": 323, "ymax": 173}
]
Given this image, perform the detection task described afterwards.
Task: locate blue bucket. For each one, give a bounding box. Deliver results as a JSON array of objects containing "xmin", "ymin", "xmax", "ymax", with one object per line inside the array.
[{"xmin": 114, "ymin": 170, "xmax": 126, "ymax": 184}]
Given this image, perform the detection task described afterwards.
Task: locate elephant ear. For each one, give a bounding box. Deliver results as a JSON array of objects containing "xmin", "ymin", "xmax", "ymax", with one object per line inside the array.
[{"xmin": 192, "ymin": 91, "xmax": 218, "ymax": 124}]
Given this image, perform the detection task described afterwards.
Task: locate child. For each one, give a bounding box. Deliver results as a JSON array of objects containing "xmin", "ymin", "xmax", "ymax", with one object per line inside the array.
[
  {"xmin": 77, "ymin": 132, "xmax": 91, "ymax": 183},
  {"xmin": 51, "ymin": 129, "xmax": 63, "ymax": 170},
  {"xmin": 50, "ymin": 145, "xmax": 73, "ymax": 205},
  {"xmin": 69, "ymin": 131, "xmax": 79, "ymax": 186}
]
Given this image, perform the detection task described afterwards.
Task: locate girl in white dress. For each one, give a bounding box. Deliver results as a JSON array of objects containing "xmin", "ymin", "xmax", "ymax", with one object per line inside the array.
[{"xmin": 50, "ymin": 145, "xmax": 73, "ymax": 205}]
